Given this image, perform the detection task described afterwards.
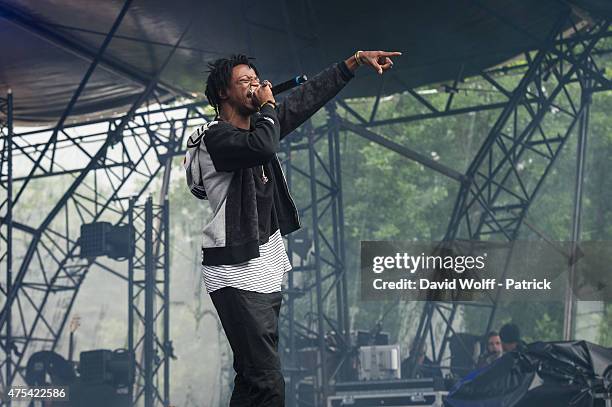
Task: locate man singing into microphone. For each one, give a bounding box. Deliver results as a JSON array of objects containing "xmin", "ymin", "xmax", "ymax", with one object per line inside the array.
[{"xmin": 186, "ymin": 50, "xmax": 400, "ymax": 406}]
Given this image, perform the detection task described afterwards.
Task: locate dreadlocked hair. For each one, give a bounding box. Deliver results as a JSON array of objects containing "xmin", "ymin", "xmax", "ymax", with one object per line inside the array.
[{"xmin": 204, "ymin": 54, "xmax": 259, "ymax": 117}]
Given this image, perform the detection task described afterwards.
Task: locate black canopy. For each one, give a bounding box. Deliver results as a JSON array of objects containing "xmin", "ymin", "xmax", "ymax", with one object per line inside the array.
[{"xmin": 0, "ymin": 0, "xmax": 610, "ymax": 124}]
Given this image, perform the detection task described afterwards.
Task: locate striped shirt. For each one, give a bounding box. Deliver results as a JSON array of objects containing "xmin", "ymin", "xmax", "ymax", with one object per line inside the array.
[{"xmin": 202, "ymin": 229, "xmax": 292, "ymax": 293}]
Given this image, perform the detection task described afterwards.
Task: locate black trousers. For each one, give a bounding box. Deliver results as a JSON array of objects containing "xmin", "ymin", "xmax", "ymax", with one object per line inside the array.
[{"xmin": 210, "ymin": 287, "xmax": 285, "ymax": 406}]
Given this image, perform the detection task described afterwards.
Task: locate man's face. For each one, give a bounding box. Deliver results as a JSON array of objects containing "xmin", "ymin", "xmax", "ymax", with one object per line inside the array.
[
  {"xmin": 221, "ymin": 64, "xmax": 260, "ymax": 115},
  {"xmin": 487, "ymin": 335, "xmax": 502, "ymax": 355}
]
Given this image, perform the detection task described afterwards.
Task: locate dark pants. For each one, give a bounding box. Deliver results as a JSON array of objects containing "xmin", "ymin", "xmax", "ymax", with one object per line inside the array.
[{"xmin": 210, "ymin": 287, "xmax": 284, "ymax": 406}]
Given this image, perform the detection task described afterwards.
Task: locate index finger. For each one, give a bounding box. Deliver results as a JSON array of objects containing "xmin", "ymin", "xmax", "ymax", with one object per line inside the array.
[{"xmin": 379, "ymin": 51, "xmax": 402, "ymax": 56}]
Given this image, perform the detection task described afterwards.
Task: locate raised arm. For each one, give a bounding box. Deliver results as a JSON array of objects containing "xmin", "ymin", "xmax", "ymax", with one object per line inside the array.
[
  {"xmin": 276, "ymin": 62, "xmax": 353, "ymax": 139},
  {"xmin": 276, "ymin": 50, "xmax": 401, "ymax": 139}
]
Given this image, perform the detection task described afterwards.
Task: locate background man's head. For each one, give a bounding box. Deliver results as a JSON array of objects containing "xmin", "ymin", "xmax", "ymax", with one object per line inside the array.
[
  {"xmin": 205, "ymin": 54, "xmax": 260, "ymax": 117},
  {"xmin": 499, "ymin": 323, "xmax": 521, "ymax": 352},
  {"xmin": 486, "ymin": 331, "xmax": 502, "ymax": 355}
]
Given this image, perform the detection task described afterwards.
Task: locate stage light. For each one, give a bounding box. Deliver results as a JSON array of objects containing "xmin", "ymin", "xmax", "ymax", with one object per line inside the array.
[{"xmin": 291, "ymin": 228, "xmax": 312, "ymax": 259}]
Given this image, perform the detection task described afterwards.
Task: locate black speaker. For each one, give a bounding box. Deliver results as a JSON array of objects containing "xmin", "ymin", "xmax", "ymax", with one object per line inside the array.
[
  {"xmin": 79, "ymin": 222, "xmax": 134, "ymax": 260},
  {"xmin": 79, "ymin": 222, "xmax": 112, "ymax": 258},
  {"xmin": 79, "ymin": 349, "xmax": 134, "ymax": 386},
  {"xmin": 79, "ymin": 350, "xmax": 113, "ymax": 384},
  {"xmin": 107, "ymin": 224, "xmax": 135, "ymax": 259}
]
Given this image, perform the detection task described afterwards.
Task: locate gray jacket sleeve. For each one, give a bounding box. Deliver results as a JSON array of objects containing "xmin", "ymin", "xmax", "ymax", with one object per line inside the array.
[{"xmin": 276, "ymin": 61, "xmax": 354, "ymax": 139}]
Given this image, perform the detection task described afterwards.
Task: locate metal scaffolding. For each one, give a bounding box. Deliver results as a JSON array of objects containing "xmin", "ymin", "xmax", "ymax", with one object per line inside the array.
[
  {"xmin": 0, "ymin": 2, "xmax": 201, "ymax": 403},
  {"xmin": 279, "ymin": 104, "xmax": 350, "ymax": 405},
  {"xmin": 0, "ymin": 3, "xmax": 610, "ymax": 407},
  {"xmin": 0, "ymin": 98, "xmax": 207, "ymax": 404},
  {"xmin": 128, "ymin": 197, "xmax": 172, "ymax": 407},
  {"xmin": 0, "ymin": 89, "xmax": 13, "ymax": 406},
  {"xmin": 406, "ymin": 15, "xmax": 611, "ymax": 375}
]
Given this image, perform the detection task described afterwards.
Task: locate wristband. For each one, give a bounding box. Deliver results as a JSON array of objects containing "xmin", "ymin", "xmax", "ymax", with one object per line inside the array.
[{"xmin": 260, "ymin": 100, "xmax": 277, "ymax": 109}]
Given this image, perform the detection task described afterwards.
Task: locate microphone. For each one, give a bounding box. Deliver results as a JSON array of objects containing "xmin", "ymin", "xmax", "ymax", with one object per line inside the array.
[{"xmin": 272, "ymin": 75, "xmax": 308, "ymax": 95}]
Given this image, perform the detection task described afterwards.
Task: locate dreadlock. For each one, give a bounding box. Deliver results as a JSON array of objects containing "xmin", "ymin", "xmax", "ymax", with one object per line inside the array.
[{"xmin": 205, "ymin": 54, "xmax": 259, "ymax": 117}]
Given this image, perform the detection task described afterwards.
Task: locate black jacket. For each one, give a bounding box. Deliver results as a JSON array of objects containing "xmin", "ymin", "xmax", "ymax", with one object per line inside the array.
[{"xmin": 185, "ymin": 61, "xmax": 354, "ymax": 265}]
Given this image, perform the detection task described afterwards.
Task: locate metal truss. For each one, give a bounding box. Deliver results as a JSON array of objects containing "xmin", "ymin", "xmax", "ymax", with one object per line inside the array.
[
  {"xmin": 334, "ymin": 27, "xmax": 612, "ymax": 132},
  {"xmin": 0, "ymin": 100, "xmax": 207, "ymax": 404},
  {"xmin": 267, "ymin": 1, "xmax": 351, "ymax": 405},
  {"xmin": 279, "ymin": 105, "xmax": 350, "ymax": 406},
  {"xmin": 329, "ymin": 10, "xmax": 611, "ymax": 380},
  {"xmin": 128, "ymin": 197, "xmax": 172, "ymax": 407},
  {"xmin": 0, "ymin": 90, "xmax": 13, "ymax": 405},
  {"xmin": 408, "ymin": 16, "xmax": 612, "ymax": 376},
  {"xmin": 0, "ymin": 2, "xmax": 201, "ymax": 404}
]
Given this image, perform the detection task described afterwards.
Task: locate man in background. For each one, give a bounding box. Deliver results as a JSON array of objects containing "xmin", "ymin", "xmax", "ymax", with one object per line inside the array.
[{"xmin": 476, "ymin": 331, "xmax": 503, "ymax": 368}]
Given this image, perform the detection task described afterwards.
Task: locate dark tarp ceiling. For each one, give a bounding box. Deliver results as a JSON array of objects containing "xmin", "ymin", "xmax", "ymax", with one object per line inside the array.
[{"xmin": 0, "ymin": 0, "xmax": 610, "ymax": 125}]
